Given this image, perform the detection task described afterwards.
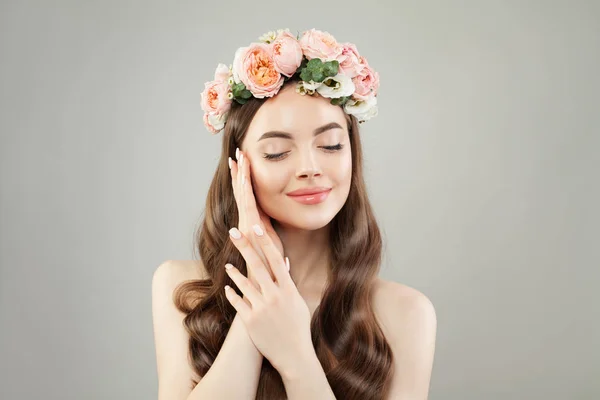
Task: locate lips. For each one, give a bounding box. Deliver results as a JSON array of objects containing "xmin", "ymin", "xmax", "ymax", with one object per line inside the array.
[{"xmin": 286, "ymin": 187, "xmax": 332, "ymax": 196}]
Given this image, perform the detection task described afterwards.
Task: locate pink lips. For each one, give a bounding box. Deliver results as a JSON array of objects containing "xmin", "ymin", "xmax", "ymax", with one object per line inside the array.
[{"xmin": 286, "ymin": 187, "xmax": 332, "ymax": 205}]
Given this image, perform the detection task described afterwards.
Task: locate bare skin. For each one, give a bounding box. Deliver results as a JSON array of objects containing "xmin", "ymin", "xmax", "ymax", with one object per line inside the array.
[{"xmin": 156, "ymin": 259, "xmax": 436, "ymax": 398}]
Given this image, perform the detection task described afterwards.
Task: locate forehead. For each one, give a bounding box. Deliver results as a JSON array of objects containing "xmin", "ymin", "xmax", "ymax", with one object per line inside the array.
[{"xmin": 245, "ymin": 84, "xmax": 347, "ymax": 142}]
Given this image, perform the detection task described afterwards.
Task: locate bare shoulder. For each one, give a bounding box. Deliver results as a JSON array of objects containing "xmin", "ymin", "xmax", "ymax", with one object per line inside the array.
[
  {"xmin": 153, "ymin": 259, "xmax": 207, "ymax": 286},
  {"xmin": 151, "ymin": 260, "xmax": 208, "ymax": 399},
  {"xmin": 372, "ymin": 277, "xmax": 437, "ymax": 333},
  {"xmin": 372, "ymin": 278, "xmax": 437, "ymax": 399}
]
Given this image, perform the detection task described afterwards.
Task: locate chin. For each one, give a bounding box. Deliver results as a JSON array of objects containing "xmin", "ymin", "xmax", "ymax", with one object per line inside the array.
[
  {"xmin": 276, "ymin": 214, "xmax": 334, "ymax": 231},
  {"xmin": 265, "ymin": 197, "xmax": 344, "ymax": 231}
]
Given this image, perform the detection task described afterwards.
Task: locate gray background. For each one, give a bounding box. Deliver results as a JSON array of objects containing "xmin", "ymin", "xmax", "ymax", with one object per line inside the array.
[{"xmin": 1, "ymin": 1, "xmax": 598, "ymax": 399}]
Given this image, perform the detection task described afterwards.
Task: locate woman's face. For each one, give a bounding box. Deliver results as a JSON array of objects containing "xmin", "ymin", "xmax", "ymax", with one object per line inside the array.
[{"xmin": 242, "ymin": 83, "xmax": 352, "ymax": 231}]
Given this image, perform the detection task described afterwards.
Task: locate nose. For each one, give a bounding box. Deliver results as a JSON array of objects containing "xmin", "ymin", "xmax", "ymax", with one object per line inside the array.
[{"xmin": 296, "ymin": 149, "xmax": 322, "ymax": 180}]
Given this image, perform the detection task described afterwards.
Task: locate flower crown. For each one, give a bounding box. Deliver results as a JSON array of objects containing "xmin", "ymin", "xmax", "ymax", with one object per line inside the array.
[{"xmin": 200, "ymin": 28, "xmax": 380, "ymax": 134}]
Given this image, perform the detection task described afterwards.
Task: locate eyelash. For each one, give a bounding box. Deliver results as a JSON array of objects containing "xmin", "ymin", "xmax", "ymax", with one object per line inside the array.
[{"xmin": 263, "ymin": 143, "xmax": 344, "ymax": 161}]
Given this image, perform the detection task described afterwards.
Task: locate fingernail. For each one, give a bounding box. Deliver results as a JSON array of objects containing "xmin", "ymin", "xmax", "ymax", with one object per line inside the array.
[
  {"xmin": 252, "ymin": 224, "xmax": 264, "ymax": 236},
  {"xmin": 228, "ymin": 157, "xmax": 232, "ymax": 169},
  {"xmin": 239, "ymin": 153, "xmax": 244, "ymax": 168},
  {"xmin": 225, "ymin": 263, "xmax": 233, "ymax": 270},
  {"xmin": 235, "ymin": 148, "xmax": 239, "ymax": 160},
  {"xmin": 229, "ymin": 227, "xmax": 241, "ymax": 239},
  {"xmin": 285, "ymin": 257, "xmax": 290, "ymax": 271},
  {"xmin": 225, "ymin": 285, "xmax": 231, "ymax": 291},
  {"xmin": 241, "ymin": 174, "xmax": 245, "ymax": 186}
]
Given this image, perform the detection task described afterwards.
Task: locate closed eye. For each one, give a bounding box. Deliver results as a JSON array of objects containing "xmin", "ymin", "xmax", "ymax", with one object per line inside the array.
[{"xmin": 262, "ymin": 143, "xmax": 344, "ymax": 161}]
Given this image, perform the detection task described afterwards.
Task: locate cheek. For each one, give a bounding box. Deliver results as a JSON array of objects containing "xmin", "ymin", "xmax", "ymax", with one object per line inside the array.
[
  {"xmin": 330, "ymin": 151, "xmax": 352, "ymax": 186},
  {"xmin": 251, "ymin": 164, "xmax": 289, "ymax": 199}
]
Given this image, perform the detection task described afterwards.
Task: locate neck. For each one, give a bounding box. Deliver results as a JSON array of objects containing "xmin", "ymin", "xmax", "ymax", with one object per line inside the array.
[{"xmin": 272, "ymin": 220, "xmax": 331, "ymax": 292}]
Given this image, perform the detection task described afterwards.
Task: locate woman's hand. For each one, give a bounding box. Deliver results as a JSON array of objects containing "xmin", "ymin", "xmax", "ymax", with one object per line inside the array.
[
  {"xmin": 224, "ymin": 224, "xmax": 312, "ymax": 378},
  {"xmin": 229, "ymin": 148, "xmax": 284, "ymax": 285}
]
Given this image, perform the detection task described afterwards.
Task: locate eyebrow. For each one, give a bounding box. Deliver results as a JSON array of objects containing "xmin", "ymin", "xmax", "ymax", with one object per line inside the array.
[{"xmin": 257, "ymin": 122, "xmax": 344, "ymax": 142}]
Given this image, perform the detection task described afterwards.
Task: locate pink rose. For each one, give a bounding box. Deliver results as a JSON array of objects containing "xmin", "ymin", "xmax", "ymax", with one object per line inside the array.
[
  {"xmin": 272, "ymin": 31, "xmax": 303, "ymax": 77},
  {"xmin": 298, "ymin": 28, "xmax": 343, "ymax": 62},
  {"xmin": 200, "ymin": 79, "xmax": 232, "ymax": 116},
  {"xmin": 232, "ymin": 43, "xmax": 284, "ymax": 98},
  {"xmin": 336, "ymin": 43, "xmax": 364, "ymax": 78},
  {"xmin": 351, "ymin": 56, "xmax": 380, "ymax": 100}
]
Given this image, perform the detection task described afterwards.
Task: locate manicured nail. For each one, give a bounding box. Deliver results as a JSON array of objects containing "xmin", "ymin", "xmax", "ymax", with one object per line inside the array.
[
  {"xmin": 228, "ymin": 157, "xmax": 232, "ymax": 169},
  {"xmin": 285, "ymin": 257, "xmax": 290, "ymax": 271},
  {"xmin": 229, "ymin": 227, "xmax": 241, "ymax": 239},
  {"xmin": 239, "ymin": 153, "xmax": 244, "ymax": 168},
  {"xmin": 225, "ymin": 263, "xmax": 233, "ymax": 270},
  {"xmin": 241, "ymin": 174, "xmax": 245, "ymax": 186},
  {"xmin": 252, "ymin": 224, "xmax": 264, "ymax": 236},
  {"xmin": 225, "ymin": 285, "xmax": 231, "ymax": 291},
  {"xmin": 235, "ymin": 148, "xmax": 239, "ymax": 160}
]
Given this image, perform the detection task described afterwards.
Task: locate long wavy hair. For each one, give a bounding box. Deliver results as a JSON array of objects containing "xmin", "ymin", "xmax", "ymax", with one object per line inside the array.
[{"xmin": 174, "ymin": 80, "xmax": 394, "ymax": 399}]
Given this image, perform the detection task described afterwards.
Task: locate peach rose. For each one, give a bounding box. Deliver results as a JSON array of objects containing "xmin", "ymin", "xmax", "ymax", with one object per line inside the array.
[
  {"xmin": 272, "ymin": 31, "xmax": 303, "ymax": 77},
  {"xmin": 298, "ymin": 28, "xmax": 343, "ymax": 62},
  {"xmin": 232, "ymin": 43, "xmax": 284, "ymax": 98},
  {"xmin": 200, "ymin": 79, "xmax": 232, "ymax": 116},
  {"xmin": 351, "ymin": 56, "xmax": 380, "ymax": 100},
  {"xmin": 336, "ymin": 43, "xmax": 364, "ymax": 78}
]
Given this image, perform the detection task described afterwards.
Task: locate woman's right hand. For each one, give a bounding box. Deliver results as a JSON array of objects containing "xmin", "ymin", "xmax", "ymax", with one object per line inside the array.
[{"xmin": 229, "ymin": 147, "xmax": 284, "ymax": 289}]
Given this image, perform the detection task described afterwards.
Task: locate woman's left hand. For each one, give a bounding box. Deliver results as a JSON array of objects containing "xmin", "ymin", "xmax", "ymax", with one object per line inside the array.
[{"xmin": 224, "ymin": 224, "xmax": 312, "ymax": 377}]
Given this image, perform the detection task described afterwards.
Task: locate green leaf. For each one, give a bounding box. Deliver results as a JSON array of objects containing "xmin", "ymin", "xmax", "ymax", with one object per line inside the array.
[
  {"xmin": 330, "ymin": 96, "xmax": 350, "ymax": 106},
  {"xmin": 298, "ymin": 58, "xmax": 338, "ymax": 83},
  {"xmin": 299, "ymin": 68, "xmax": 312, "ymax": 82},
  {"xmin": 239, "ymin": 89, "xmax": 252, "ymax": 99},
  {"xmin": 231, "ymin": 82, "xmax": 253, "ymax": 101},
  {"xmin": 322, "ymin": 60, "xmax": 339, "ymax": 77},
  {"xmin": 301, "ymin": 58, "xmax": 339, "ymax": 83},
  {"xmin": 306, "ymin": 58, "xmax": 322, "ymax": 68},
  {"xmin": 312, "ymin": 71, "xmax": 324, "ymax": 82},
  {"xmin": 231, "ymin": 82, "xmax": 246, "ymax": 96}
]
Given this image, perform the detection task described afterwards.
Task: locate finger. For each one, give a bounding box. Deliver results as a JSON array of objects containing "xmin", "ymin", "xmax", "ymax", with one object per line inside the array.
[
  {"xmin": 251, "ymin": 223, "xmax": 291, "ymax": 286},
  {"xmin": 229, "ymin": 153, "xmax": 239, "ymax": 199},
  {"xmin": 225, "ymin": 263, "xmax": 263, "ymax": 306},
  {"xmin": 239, "ymin": 150, "xmax": 248, "ymax": 229},
  {"xmin": 239, "ymin": 152, "xmax": 275, "ymax": 270},
  {"xmin": 232, "ymin": 148, "xmax": 247, "ymax": 229},
  {"xmin": 228, "ymin": 227, "xmax": 276, "ymax": 295},
  {"xmin": 257, "ymin": 204, "xmax": 279, "ymax": 249},
  {"xmin": 240, "ymin": 154, "xmax": 262, "ymax": 224},
  {"xmin": 224, "ymin": 284, "xmax": 252, "ymax": 320},
  {"xmin": 238, "ymin": 152, "xmax": 270, "ymax": 267}
]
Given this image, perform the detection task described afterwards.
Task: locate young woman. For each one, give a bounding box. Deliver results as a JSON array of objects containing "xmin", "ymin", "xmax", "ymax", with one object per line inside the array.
[{"xmin": 152, "ymin": 28, "xmax": 437, "ymax": 400}]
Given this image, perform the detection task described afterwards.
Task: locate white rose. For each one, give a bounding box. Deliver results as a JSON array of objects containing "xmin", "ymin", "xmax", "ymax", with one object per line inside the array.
[
  {"xmin": 259, "ymin": 28, "xmax": 287, "ymax": 44},
  {"xmin": 231, "ymin": 47, "xmax": 246, "ymax": 84},
  {"xmin": 344, "ymin": 96, "xmax": 378, "ymax": 122},
  {"xmin": 316, "ymin": 74, "xmax": 355, "ymax": 98},
  {"xmin": 296, "ymin": 80, "xmax": 322, "ymax": 95},
  {"xmin": 207, "ymin": 111, "xmax": 228, "ymax": 131}
]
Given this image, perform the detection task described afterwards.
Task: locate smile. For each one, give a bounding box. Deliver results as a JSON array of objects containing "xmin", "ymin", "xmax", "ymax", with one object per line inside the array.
[{"xmin": 286, "ymin": 189, "xmax": 331, "ymax": 205}]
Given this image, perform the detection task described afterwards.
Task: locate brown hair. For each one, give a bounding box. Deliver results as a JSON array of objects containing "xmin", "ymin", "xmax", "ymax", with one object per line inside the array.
[{"xmin": 174, "ymin": 81, "xmax": 394, "ymax": 399}]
